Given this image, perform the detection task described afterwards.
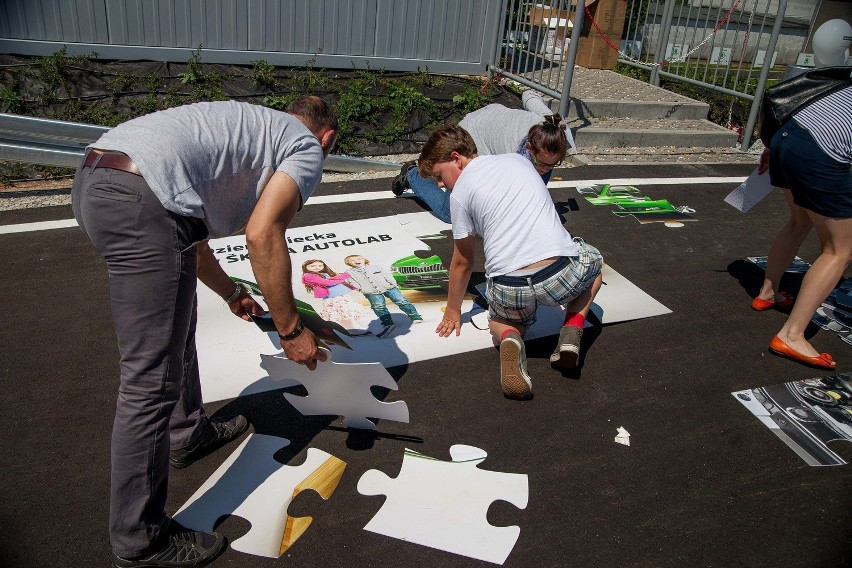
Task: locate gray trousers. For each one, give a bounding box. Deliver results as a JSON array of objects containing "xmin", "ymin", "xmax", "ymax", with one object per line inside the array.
[{"xmin": 71, "ymin": 164, "xmax": 209, "ymax": 557}]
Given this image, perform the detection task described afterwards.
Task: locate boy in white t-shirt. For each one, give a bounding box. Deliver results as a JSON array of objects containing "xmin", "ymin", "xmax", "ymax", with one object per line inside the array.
[{"xmin": 417, "ymin": 125, "xmax": 603, "ymax": 400}]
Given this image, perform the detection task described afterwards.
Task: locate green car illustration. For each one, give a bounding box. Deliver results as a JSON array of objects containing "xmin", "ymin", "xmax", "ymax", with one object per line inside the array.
[{"xmin": 390, "ymin": 251, "xmax": 449, "ymax": 291}]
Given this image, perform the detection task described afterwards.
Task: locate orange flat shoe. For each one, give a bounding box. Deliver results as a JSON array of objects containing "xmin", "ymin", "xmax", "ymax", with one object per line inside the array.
[
  {"xmin": 751, "ymin": 291, "xmax": 794, "ymax": 311},
  {"xmin": 768, "ymin": 336, "xmax": 836, "ymax": 370}
]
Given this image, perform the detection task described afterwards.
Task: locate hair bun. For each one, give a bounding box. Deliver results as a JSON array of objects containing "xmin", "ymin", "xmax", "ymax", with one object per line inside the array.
[{"xmin": 543, "ymin": 114, "xmax": 560, "ymax": 126}]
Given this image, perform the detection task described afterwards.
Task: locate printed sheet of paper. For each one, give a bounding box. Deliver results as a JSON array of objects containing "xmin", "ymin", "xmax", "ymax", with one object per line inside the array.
[
  {"xmin": 724, "ymin": 168, "xmax": 774, "ymax": 213},
  {"xmin": 196, "ymin": 213, "xmax": 492, "ymax": 402},
  {"xmin": 733, "ymin": 372, "xmax": 852, "ymax": 466}
]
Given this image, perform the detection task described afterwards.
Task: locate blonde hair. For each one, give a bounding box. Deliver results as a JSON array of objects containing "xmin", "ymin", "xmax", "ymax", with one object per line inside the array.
[{"xmin": 343, "ymin": 254, "xmax": 369, "ymax": 266}]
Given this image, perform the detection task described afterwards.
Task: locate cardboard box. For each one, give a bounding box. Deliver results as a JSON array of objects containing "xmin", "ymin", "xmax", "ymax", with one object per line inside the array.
[
  {"xmin": 527, "ymin": 3, "xmax": 573, "ymax": 55},
  {"xmin": 575, "ymin": 0, "xmax": 628, "ymax": 69},
  {"xmin": 524, "ymin": 1, "xmax": 627, "ymax": 66},
  {"xmin": 527, "ymin": 3, "xmax": 571, "ymax": 27}
]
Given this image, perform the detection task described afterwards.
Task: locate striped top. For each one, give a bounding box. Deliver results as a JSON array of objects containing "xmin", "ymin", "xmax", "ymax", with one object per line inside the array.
[{"xmin": 793, "ymin": 85, "xmax": 852, "ymax": 164}]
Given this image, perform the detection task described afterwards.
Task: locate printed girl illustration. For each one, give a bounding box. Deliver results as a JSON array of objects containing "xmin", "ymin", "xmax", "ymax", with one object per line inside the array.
[
  {"xmin": 344, "ymin": 254, "xmax": 423, "ymax": 329},
  {"xmin": 301, "ymin": 259, "xmax": 374, "ymax": 334}
]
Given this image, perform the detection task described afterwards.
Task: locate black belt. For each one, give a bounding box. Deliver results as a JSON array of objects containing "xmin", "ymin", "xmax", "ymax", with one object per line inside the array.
[
  {"xmin": 84, "ymin": 150, "xmax": 142, "ymax": 176},
  {"xmin": 491, "ymin": 255, "xmax": 574, "ymax": 286}
]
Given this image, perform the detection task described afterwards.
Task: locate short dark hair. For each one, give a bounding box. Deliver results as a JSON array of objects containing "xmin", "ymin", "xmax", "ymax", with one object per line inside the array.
[
  {"xmin": 417, "ymin": 125, "xmax": 477, "ymax": 179},
  {"xmin": 286, "ymin": 95, "xmax": 338, "ymax": 132}
]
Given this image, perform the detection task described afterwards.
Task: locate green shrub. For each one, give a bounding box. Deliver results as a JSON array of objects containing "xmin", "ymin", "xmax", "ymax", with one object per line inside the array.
[{"xmin": 452, "ymin": 86, "xmax": 490, "ymax": 114}]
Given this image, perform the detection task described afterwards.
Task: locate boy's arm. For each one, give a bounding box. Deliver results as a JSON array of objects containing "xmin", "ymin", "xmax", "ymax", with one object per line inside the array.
[
  {"xmin": 347, "ymin": 273, "xmax": 362, "ymax": 290},
  {"xmin": 436, "ymin": 236, "xmax": 475, "ymax": 337},
  {"xmin": 380, "ymin": 266, "xmax": 397, "ymax": 288}
]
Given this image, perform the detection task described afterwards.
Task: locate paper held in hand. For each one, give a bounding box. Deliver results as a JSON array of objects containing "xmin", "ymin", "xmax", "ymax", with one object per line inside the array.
[{"xmin": 724, "ymin": 168, "xmax": 775, "ymax": 213}]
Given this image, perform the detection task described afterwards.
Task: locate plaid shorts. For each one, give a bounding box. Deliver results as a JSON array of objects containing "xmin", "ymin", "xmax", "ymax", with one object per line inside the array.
[{"xmin": 485, "ymin": 238, "xmax": 603, "ymax": 326}]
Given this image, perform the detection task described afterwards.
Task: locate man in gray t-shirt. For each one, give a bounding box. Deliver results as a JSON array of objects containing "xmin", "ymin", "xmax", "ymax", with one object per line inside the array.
[{"xmin": 71, "ymin": 96, "xmax": 336, "ymax": 568}]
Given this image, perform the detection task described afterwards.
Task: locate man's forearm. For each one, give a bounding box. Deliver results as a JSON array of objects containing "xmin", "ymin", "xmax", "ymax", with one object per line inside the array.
[
  {"xmin": 197, "ymin": 241, "xmax": 240, "ymax": 299},
  {"xmin": 247, "ymin": 231, "xmax": 300, "ymax": 335}
]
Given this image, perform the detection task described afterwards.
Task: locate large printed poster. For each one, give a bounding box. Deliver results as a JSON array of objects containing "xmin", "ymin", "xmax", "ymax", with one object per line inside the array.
[
  {"xmin": 733, "ymin": 372, "xmax": 852, "ymax": 466},
  {"xmin": 196, "ymin": 213, "xmax": 671, "ymax": 402}
]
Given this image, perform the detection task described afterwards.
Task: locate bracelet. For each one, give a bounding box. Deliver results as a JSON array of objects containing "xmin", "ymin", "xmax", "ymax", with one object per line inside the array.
[
  {"xmin": 224, "ymin": 283, "xmax": 244, "ymax": 304},
  {"xmin": 279, "ymin": 321, "xmax": 304, "ymax": 341}
]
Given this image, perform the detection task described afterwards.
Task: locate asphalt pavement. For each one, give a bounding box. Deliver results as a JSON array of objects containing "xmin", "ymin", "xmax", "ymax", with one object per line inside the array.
[{"xmin": 1, "ymin": 163, "xmax": 850, "ymax": 568}]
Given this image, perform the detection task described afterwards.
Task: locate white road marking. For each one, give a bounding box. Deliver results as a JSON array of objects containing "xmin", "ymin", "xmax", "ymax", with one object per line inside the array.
[
  {"xmin": 548, "ymin": 176, "xmax": 747, "ymax": 188},
  {"xmin": 0, "ymin": 175, "xmax": 749, "ymax": 235},
  {"xmin": 0, "ymin": 218, "xmax": 79, "ymax": 234}
]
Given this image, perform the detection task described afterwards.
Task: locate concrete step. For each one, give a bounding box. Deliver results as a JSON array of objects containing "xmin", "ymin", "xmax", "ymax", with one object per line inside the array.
[
  {"xmin": 568, "ymin": 71, "xmax": 712, "ymax": 120},
  {"xmin": 570, "ymin": 144, "xmax": 760, "ymax": 166},
  {"xmin": 570, "ymin": 117, "xmax": 739, "ymax": 149},
  {"xmin": 564, "ymin": 98, "xmax": 710, "ymax": 120}
]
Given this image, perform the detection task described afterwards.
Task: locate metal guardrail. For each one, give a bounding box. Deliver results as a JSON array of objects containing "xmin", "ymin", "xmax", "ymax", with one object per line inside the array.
[{"xmin": 0, "ymin": 113, "xmax": 401, "ymax": 173}]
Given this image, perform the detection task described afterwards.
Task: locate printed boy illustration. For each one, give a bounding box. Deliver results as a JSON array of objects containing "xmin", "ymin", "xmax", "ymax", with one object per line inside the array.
[{"xmin": 344, "ymin": 254, "xmax": 424, "ymax": 333}]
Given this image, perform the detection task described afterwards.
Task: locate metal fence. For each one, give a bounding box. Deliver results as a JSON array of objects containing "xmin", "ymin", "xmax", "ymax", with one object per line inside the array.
[
  {"xmin": 489, "ymin": 0, "xmax": 798, "ymax": 150},
  {"xmin": 619, "ymin": 0, "xmax": 791, "ymax": 149},
  {"xmin": 488, "ymin": 0, "xmax": 586, "ymax": 117},
  {"xmin": 0, "ymin": 0, "xmax": 503, "ymax": 75}
]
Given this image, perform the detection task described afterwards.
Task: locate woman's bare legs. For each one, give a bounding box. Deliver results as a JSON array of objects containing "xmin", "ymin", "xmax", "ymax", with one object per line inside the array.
[
  {"xmin": 775, "ymin": 211, "xmax": 852, "ymax": 358},
  {"xmin": 757, "ymin": 189, "xmax": 813, "ymax": 303}
]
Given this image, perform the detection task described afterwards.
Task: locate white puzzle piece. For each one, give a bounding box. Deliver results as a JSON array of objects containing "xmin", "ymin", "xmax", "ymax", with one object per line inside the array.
[
  {"xmin": 357, "ymin": 445, "xmax": 528, "ymax": 565},
  {"xmin": 174, "ymin": 434, "xmax": 346, "ymax": 558},
  {"xmin": 261, "ymin": 351, "xmax": 410, "ymax": 430}
]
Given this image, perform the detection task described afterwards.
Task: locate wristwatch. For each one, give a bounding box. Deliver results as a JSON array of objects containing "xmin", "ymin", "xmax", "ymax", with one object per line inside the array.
[{"xmin": 224, "ymin": 283, "xmax": 244, "ymax": 304}]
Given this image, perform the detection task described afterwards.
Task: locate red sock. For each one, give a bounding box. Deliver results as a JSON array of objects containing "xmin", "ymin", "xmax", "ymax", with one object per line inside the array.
[
  {"xmin": 500, "ymin": 329, "xmax": 521, "ymax": 341},
  {"xmin": 564, "ymin": 312, "xmax": 585, "ymax": 328}
]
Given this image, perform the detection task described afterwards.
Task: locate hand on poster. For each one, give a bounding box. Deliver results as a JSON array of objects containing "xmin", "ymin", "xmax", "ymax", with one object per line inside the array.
[
  {"xmin": 280, "ymin": 327, "xmax": 327, "ymax": 370},
  {"xmin": 436, "ymin": 309, "xmax": 462, "ymax": 337},
  {"xmin": 228, "ymin": 292, "xmax": 266, "ymax": 322},
  {"xmin": 437, "ymin": 236, "xmax": 475, "ymax": 337}
]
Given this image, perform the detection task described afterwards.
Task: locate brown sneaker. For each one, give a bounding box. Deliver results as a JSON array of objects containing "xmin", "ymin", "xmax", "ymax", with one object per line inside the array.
[
  {"xmin": 549, "ymin": 326, "xmax": 582, "ymax": 369},
  {"xmin": 500, "ymin": 334, "xmax": 533, "ymax": 400}
]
